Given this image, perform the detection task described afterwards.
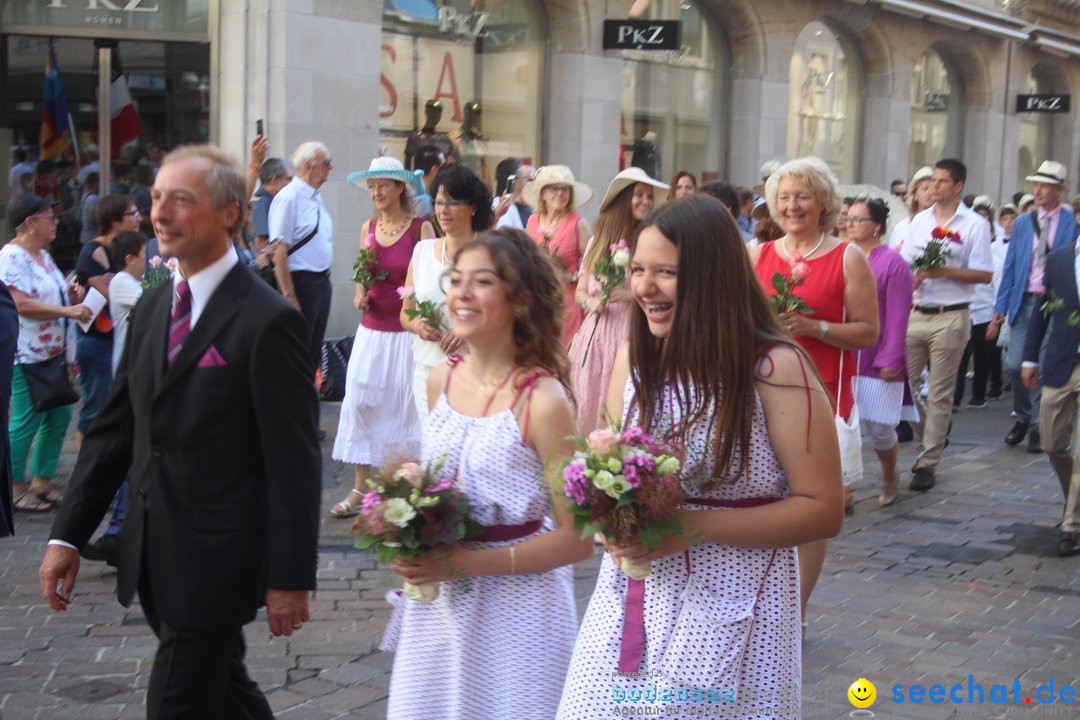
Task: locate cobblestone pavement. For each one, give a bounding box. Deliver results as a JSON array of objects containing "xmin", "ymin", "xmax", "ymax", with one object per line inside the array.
[{"xmin": 2, "ymin": 395, "xmax": 1079, "ymax": 719}]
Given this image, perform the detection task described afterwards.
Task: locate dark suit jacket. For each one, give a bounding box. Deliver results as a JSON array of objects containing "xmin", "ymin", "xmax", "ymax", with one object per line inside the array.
[
  {"xmin": 51, "ymin": 262, "xmax": 321, "ymax": 631},
  {"xmin": 1024, "ymin": 240, "xmax": 1080, "ymax": 388},
  {"xmin": 0, "ymin": 282, "xmax": 18, "ymax": 537}
]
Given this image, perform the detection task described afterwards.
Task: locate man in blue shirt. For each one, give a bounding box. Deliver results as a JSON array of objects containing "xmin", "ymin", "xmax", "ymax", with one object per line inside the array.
[{"xmin": 251, "ymin": 157, "xmax": 292, "ymax": 249}]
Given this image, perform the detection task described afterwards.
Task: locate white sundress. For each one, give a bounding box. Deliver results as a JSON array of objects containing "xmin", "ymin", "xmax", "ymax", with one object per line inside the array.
[
  {"xmin": 556, "ymin": 378, "xmax": 803, "ymax": 719},
  {"xmin": 385, "ymin": 372, "xmax": 578, "ymax": 720},
  {"xmin": 409, "ymin": 239, "xmax": 454, "ymax": 421}
]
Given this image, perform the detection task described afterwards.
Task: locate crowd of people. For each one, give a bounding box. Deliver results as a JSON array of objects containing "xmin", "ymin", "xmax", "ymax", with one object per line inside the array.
[{"xmin": 2, "ymin": 132, "xmax": 1076, "ymax": 719}]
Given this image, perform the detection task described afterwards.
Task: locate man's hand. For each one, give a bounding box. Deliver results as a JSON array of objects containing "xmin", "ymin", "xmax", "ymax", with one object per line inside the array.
[
  {"xmin": 986, "ymin": 313, "xmax": 1005, "ymax": 341},
  {"xmin": 250, "ymin": 135, "xmax": 269, "ymax": 171},
  {"xmin": 39, "ymin": 544, "xmax": 80, "ymax": 612},
  {"xmin": 1021, "ymin": 366, "xmax": 1040, "ymax": 391},
  {"xmin": 266, "ymin": 589, "xmax": 310, "ymax": 637}
]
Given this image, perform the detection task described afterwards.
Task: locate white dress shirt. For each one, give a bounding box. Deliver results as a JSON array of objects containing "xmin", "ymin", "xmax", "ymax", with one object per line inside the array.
[
  {"xmin": 267, "ymin": 176, "xmax": 334, "ymax": 272},
  {"xmin": 901, "ymin": 201, "xmax": 994, "ymax": 307}
]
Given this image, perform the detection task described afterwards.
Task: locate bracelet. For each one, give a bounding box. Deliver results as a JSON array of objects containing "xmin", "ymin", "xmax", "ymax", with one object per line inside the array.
[{"xmin": 509, "ymin": 546, "xmax": 516, "ymax": 575}]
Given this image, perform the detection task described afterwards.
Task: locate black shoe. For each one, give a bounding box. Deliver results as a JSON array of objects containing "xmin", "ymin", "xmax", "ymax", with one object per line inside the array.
[
  {"xmin": 896, "ymin": 422, "xmax": 914, "ymax": 443},
  {"xmin": 987, "ymin": 390, "xmax": 1003, "ymax": 400},
  {"xmin": 317, "ymin": 428, "xmax": 328, "ymax": 441},
  {"xmin": 80, "ymin": 534, "xmax": 118, "ymax": 566},
  {"xmin": 968, "ymin": 398, "xmax": 987, "ymax": 409},
  {"xmin": 1005, "ymin": 421, "xmax": 1029, "ymax": 446},
  {"xmin": 1059, "ymin": 532, "xmax": 1080, "ymax": 557},
  {"xmin": 909, "ymin": 467, "xmax": 936, "ymax": 492},
  {"xmin": 1028, "ymin": 429, "xmax": 1043, "ymax": 454}
]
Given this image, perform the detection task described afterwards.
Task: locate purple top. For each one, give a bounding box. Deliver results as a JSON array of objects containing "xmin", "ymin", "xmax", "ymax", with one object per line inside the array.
[
  {"xmin": 362, "ymin": 217, "xmax": 424, "ymax": 333},
  {"xmin": 858, "ymin": 245, "xmax": 914, "ymax": 378}
]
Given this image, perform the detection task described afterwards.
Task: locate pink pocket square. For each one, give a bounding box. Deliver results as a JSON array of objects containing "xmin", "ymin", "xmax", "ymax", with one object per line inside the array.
[{"xmin": 197, "ymin": 345, "xmax": 228, "ymax": 368}]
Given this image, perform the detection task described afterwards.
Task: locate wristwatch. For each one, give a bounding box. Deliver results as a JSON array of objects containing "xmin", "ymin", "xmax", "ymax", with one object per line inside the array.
[{"xmin": 817, "ymin": 321, "xmax": 830, "ymax": 339}]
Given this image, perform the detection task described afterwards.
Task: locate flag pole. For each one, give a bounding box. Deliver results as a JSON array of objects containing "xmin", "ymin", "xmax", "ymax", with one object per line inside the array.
[
  {"xmin": 94, "ymin": 39, "xmax": 117, "ymax": 192},
  {"xmin": 67, "ymin": 111, "xmax": 81, "ymax": 167}
]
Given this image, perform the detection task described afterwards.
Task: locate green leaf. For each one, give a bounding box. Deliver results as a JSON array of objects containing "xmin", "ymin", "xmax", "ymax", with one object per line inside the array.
[
  {"xmin": 771, "ymin": 273, "xmax": 787, "ymax": 295},
  {"xmin": 354, "ymin": 534, "xmax": 380, "ymax": 550},
  {"xmin": 639, "ymin": 524, "xmax": 661, "ymax": 551}
]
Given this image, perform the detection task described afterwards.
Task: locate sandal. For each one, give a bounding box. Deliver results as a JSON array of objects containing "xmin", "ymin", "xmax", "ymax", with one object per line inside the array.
[
  {"xmin": 32, "ymin": 486, "xmax": 62, "ymax": 506},
  {"xmin": 14, "ymin": 490, "xmax": 54, "ymax": 513},
  {"xmin": 879, "ymin": 480, "xmax": 899, "ymax": 507},
  {"xmin": 331, "ymin": 488, "xmax": 364, "ymax": 518}
]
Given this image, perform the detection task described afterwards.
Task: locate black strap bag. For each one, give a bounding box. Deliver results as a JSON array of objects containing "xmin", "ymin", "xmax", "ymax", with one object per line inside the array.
[
  {"xmin": 22, "ymin": 275, "xmax": 79, "ymax": 412},
  {"xmin": 260, "ymin": 211, "xmax": 320, "ymax": 291}
]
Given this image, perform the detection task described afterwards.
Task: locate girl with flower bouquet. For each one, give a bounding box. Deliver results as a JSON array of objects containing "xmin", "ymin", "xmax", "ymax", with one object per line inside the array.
[
  {"xmin": 330, "ymin": 157, "xmax": 434, "ymax": 518},
  {"xmin": 557, "ymin": 196, "xmax": 844, "ymax": 719},
  {"xmin": 384, "ymin": 229, "xmax": 593, "ymax": 720},
  {"xmin": 569, "ymin": 167, "xmax": 670, "ymax": 435}
]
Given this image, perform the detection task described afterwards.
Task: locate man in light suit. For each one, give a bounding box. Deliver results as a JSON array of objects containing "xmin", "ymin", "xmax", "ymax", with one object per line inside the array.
[
  {"xmin": 989, "ymin": 160, "xmax": 1076, "ymax": 453},
  {"xmin": 1021, "ymin": 229, "xmax": 1080, "ymax": 557},
  {"xmin": 39, "ymin": 145, "xmax": 322, "ymax": 718}
]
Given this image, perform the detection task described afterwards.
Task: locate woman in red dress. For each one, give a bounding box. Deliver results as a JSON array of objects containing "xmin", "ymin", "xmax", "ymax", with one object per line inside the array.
[{"xmin": 750, "ymin": 156, "xmax": 879, "ymax": 632}]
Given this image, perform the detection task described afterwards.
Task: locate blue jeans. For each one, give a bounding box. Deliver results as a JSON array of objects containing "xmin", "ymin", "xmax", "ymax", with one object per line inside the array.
[
  {"xmin": 76, "ymin": 333, "xmax": 114, "ymax": 434},
  {"xmin": 1005, "ymin": 294, "xmax": 1045, "ymax": 428}
]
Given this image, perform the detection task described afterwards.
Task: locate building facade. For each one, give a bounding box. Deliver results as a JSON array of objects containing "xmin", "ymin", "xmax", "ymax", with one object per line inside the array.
[{"xmin": 3, "ymin": 0, "xmax": 1079, "ymax": 338}]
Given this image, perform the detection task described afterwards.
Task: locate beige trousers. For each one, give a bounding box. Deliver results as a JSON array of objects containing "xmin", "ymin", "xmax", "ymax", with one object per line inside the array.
[
  {"xmin": 1038, "ymin": 362, "xmax": 1080, "ymax": 533},
  {"xmin": 906, "ymin": 308, "xmax": 970, "ymax": 472}
]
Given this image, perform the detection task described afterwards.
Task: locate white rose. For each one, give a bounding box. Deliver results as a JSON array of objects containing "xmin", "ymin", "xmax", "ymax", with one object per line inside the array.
[
  {"xmin": 612, "ymin": 249, "xmax": 631, "ymax": 267},
  {"xmin": 605, "ymin": 475, "xmax": 631, "ymax": 499},
  {"xmin": 593, "ymin": 470, "xmax": 615, "ymax": 491},
  {"xmin": 383, "ymin": 498, "xmax": 417, "ymax": 528},
  {"xmin": 656, "ymin": 456, "xmax": 681, "ymax": 476}
]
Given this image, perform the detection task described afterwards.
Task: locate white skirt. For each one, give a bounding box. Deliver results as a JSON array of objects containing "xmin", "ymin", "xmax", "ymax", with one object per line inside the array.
[
  {"xmin": 855, "ymin": 375, "xmax": 920, "ymax": 426},
  {"xmin": 333, "ymin": 325, "xmax": 422, "ymax": 466}
]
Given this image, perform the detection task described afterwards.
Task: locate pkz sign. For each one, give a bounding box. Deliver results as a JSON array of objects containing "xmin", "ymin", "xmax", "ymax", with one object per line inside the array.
[
  {"xmin": 602, "ymin": 20, "xmax": 681, "ymax": 51},
  {"xmin": 1, "ymin": 0, "xmax": 209, "ymax": 38},
  {"xmin": 1016, "ymin": 94, "xmax": 1071, "ymax": 113}
]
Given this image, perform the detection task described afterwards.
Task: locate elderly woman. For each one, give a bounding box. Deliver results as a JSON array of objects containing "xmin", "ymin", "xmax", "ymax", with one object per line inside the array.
[
  {"xmin": 0, "ymin": 195, "xmax": 90, "ymax": 512},
  {"xmin": 522, "ymin": 165, "xmax": 592, "ymax": 346},
  {"xmin": 750, "ymin": 156, "xmax": 878, "ymax": 631}
]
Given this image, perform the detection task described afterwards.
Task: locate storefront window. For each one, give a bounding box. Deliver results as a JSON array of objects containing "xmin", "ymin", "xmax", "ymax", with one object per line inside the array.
[
  {"xmin": 619, "ymin": 0, "xmax": 725, "ymax": 184},
  {"xmin": 1017, "ymin": 70, "xmax": 1051, "ymax": 189},
  {"xmin": 380, "ymin": 0, "xmax": 544, "ymax": 189},
  {"xmin": 787, "ymin": 21, "xmax": 861, "ymax": 182},
  {"xmin": 909, "ymin": 47, "xmax": 961, "ymax": 179}
]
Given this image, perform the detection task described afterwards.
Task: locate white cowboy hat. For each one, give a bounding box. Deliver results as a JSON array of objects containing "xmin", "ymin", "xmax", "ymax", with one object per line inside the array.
[
  {"xmin": 972, "ymin": 195, "xmax": 995, "ymax": 212},
  {"xmin": 347, "ymin": 157, "xmax": 425, "ymax": 197},
  {"xmin": 1025, "ymin": 160, "xmax": 1067, "ymax": 187},
  {"xmin": 520, "ymin": 165, "xmax": 593, "ymax": 211},
  {"xmin": 599, "ymin": 167, "xmax": 670, "ymax": 212}
]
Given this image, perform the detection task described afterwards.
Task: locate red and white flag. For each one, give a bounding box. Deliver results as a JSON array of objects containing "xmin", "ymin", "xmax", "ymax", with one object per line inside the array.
[{"xmin": 97, "ymin": 48, "xmax": 141, "ymax": 147}]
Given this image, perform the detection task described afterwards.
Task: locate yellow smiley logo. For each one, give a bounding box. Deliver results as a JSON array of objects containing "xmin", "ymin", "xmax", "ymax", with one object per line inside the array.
[{"xmin": 848, "ymin": 678, "xmax": 876, "ymax": 709}]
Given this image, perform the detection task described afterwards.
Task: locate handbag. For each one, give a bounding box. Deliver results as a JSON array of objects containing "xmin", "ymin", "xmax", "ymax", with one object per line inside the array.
[
  {"xmin": 259, "ymin": 211, "xmax": 320, "ymax": 291},
  {"xmin": 835, "ymin": 342, "xmax": 863, "ymax": 487},
  {"xmin": 22, "ymin": 274, "xmax": 79, "ymax": 412}
]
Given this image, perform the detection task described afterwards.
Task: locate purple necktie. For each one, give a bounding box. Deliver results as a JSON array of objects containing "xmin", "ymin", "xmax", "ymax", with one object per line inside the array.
[{"xmin": 167, "ymin": 281, "xmax": 191, "ymax": 366}]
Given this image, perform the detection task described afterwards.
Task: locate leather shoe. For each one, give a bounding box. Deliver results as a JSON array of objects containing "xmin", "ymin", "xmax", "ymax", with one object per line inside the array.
[
  {"xmin": 1028, "ymin": 429, "xmax": 1043, "ymax": 454},
  {"xmin": 896, "ymin": 422, "xmax": 914, "ymax": 443},
  {"xmin": 909, "ymin": 467, "xmax": 935, "ymax": 492},
  {"xmin": 1004, "ymin": 421, "xmax": 1028, "ymax": 446},
  {"xmin": 80, "ymin": 534, "xmax": 118, "ymax": 567},
  {"xmin": 1058, "ymin": 532, "xmax": 1080, "ymax": 557}
]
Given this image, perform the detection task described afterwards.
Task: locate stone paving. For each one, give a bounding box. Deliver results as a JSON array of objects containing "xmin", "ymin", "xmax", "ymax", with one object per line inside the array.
[{"xmin": 1, "ymin": 395, "xmax": 1079, "ymax": 719}]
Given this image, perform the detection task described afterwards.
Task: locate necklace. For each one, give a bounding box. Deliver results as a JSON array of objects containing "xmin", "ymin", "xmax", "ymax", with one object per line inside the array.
[
  {"xmin": 377, "ymin": 213, "xmax": 411, "ymax": 240},
  {"xmin": 782, "ymin": 232, "xmax": 825, "ymax": 261},
  {"xmin": 467, "ymin": 361, "xmax": 517, "ymax": 394},
  {"xmin": 440, "ymin": 233, "xmax": 476, "ymax": 267}
]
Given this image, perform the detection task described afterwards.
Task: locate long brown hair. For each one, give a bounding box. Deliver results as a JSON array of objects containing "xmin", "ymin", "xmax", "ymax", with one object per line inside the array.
[
  {"xmin": 454, "ymin": 229, "xmax": 572, "ymax": 397},
  {"xmin": 628, "ymin": 195, "xmax": 809, "ymax": 481},
  {"xmin": 583, "ymin": 184, "xmax": 639, "ymax": 274}
]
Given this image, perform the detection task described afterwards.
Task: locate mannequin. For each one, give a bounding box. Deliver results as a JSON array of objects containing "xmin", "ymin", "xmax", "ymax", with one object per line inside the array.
[
  {"xmin": 405, "ymin": 99, "xmax": 459, "ymax": 170},
  {"xmin": 631, "ymin": 130, "xmax": 661, "ymax": 180},
  {"xmin": 450, "ymin": 100, "xmax": 489, "ymax": 186}
]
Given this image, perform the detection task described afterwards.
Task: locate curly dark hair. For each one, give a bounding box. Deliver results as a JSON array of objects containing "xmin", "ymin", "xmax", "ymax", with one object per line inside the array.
[
  {"xmin": 432, "ymin": 164, "xmax": 493, "ymax": 231},
  {"xmin": 454, "ymin": 228, "xmax": 571, "ymax": 398},
  {"xmin": 95, "ymin": 193, "xmax": 134, "ymax": 235}
]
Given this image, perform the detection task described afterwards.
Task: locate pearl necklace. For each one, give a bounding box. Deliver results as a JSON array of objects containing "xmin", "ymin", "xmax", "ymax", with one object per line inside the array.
[{"xmin": 782, "ymin": 232, "xmax": 825, "ymax": 261}]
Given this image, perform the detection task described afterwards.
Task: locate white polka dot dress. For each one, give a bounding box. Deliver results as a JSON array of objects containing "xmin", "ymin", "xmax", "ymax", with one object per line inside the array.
[
  {"xmin": 556, "ymin": 379, "xmax": 802, "ymax": 719},
  {"xmin": 386, "ymin": 392, "xmax": 578, "ymax": 720}
]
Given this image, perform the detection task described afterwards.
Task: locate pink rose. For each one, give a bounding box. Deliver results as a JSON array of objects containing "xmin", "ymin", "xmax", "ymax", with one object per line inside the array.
[
  {"xmin": 149, "ymin": 256, "xmax": 162, "ymax": 268},
  {"xmin": 586, "ymin": 428, "xmax": 620, "ymax": 456},
  {"xmin": 790, "ymin": 261, "xmax": 811, "ymax": 280},
  {"xmin": 393, "ymin": 461, "xmax": 425, "ymax": 485},
  {"xmin": 397, "ymin": 285, "xmax": 415, "ymax": 300},
  {"xmin": 166, "ymin": 258, "xmax": 178, "ymax": 270}
]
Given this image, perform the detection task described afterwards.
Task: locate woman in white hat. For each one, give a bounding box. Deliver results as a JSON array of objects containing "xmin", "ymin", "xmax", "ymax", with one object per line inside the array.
[
  {"xmin": 569, "ymin": 167, "xmax": 668, "ymax": 434},
  {"xmin": 522, "ymin": 165, "xmax": 593, "ymax": 346},
  {"xmin": 889, "ymin": 166, "xmax": 934, "ymax": 250},
  {"xmin": 330, "ymin": 157, "xmax": 434, "ymax": 517}
]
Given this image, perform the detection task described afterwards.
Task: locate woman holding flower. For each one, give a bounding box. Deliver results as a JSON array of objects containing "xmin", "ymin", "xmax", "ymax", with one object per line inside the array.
[
  {"xmin": 330, "ymin": 157, "xmax": 434, "ymax": 518},
  {"xmin": 557, "ymin": 196, "xmax": 843, "ymax": 719},
  {"xmin": 522, "ymin": 165, "xmax": 593, "ymax": 346},
  {"xmin": 570, "ymin": 167, "xmax": 669, "ymax": 434},
  {"xmin": 385, "ymin": 229, "xmax": 592, "ymax": 720},
  {"xmin": 749, "ymin": 157, "xmax": 878, "ymax": 628},
  {"xmin": 401, "ymin": 164, "xmax": 492, "ymax": 421}
]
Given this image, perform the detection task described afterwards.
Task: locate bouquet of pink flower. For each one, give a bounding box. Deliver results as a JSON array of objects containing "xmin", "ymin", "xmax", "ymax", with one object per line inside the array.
[
  {"xmin": 579, "ymin": 238, "xmax": 631, "ymax": 366},
  {"xmin": 353, "ymin": 459, "xmax": 483, "ymax": 602},
  {"xmin": 142, "ymin": 256, "xmax": 177, "ymax": 290},
  {"xmin": 770, "ymin": 252, "xmax": 813, "ymax": 315},
  {"xmin": 352, "ymin": 245, "xmax": 388, "ymax": 292},
  {"xmin": 398, "ymin": 285, "xmax": 445, "ymax": 332},
  {"xmin": 561, "ymin": 425, "xmax": 684, "ymax": 579}
]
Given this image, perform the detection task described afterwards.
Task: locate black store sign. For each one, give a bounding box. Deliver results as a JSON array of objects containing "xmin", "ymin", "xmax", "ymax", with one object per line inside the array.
[
  {"xmin": 602, "ymin": 20, "xmax": 681, "ymax": 50},
  {"xmin": 1016, "ymin": 94, "xmax": 1071, "ymax": 113}
]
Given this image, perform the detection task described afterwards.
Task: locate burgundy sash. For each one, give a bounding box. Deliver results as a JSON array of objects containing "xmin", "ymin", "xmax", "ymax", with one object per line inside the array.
[
  {"xmin": 616, "ymin": 496, "xmax": 783, "ymax": 674},
  {"xmin": 474, "ymin": 518, "xmax": 544, "ymax": 543}
]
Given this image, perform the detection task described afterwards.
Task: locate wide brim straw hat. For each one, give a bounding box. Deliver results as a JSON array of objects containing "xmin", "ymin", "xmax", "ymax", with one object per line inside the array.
[
  {"xmin": 521, "ymin": 165, "xmax": 593, "ymax": 211},
  {"xmin": 1025, "ymin": 160, "xmax": 1067, "ymax": 187},
  {"xmin": 347, "ymin": 157, "xmax": 425, "ymax": 197},
  {"xmin": 598, "ymin": 167, "xmax": 670, "ymax": 212},
  {"xmin": 908, "ymin": 166, "xmax": 933, "ymax": 195}
]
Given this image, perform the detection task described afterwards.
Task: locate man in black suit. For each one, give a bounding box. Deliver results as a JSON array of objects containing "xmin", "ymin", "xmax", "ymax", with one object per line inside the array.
[
  {"xmin": 0, "ymin": 281, "xmax": 19, "ymax": 537},
  {"xmin": 1021, "ymin": 235, "xmax": 1080, "ymax": 557},
  {"xmin": 39, "ymin": 144, "xmax": 322, "ymax": 718}
]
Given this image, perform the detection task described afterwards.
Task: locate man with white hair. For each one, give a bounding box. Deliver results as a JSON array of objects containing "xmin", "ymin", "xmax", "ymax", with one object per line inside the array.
[{"xmin": 267, "ymin": 142, "xmax": 335, "ymax": 382}]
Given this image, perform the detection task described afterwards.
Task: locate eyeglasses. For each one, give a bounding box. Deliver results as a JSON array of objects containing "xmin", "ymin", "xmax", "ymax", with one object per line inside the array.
[
  {"xmin": 124, "ymin": 210, "xmax": 141, "ymax": 217},
  {"xmin": 31, "ymin": 213, "xmax": 58, "ymax": 223},
  {"xmin": 545, "ymin": 186, "xmax": 572, "ymax": 194},
  {"xmin": 434, "ymin": 200, "xmax": 467, "ymax": 210}
]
